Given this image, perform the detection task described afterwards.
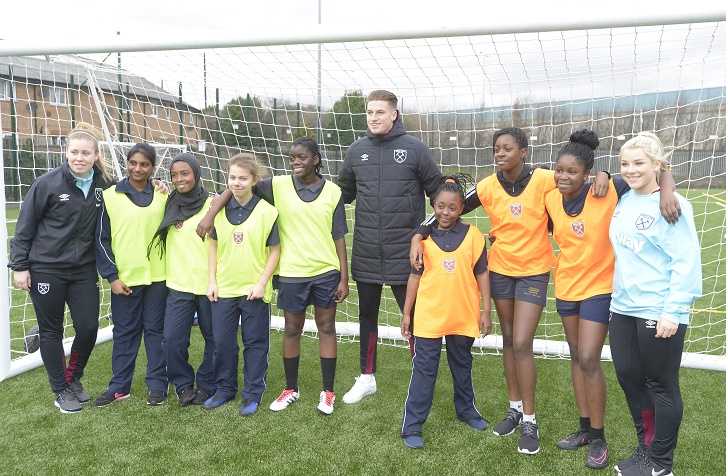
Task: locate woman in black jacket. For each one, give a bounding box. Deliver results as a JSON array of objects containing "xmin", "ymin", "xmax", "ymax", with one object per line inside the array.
[{"xmin": 9, "ymin": 123, "xmax": 113, "ymax": 413}]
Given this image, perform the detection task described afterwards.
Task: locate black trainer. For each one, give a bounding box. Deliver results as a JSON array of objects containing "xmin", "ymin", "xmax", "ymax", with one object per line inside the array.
[
  {"xmin": 69, "ymin": 380, "xmax": 90, "ymax": 404},
  {"xmin": 584, "ymin": 438, "xmax": 608, "ymax": 469},
  {"xmin": 93, "ymin": 391, "xmax": 131, "ymax": 407},
  {"xmin": 55, "ymin": 388, "xmax": 82, "ymax": 414},
  {"xmin": 619, "ymin": 454, "xmax": 673, "ymax": 476},
  {"xmin": 518, "ymin": 421, "xmax": 540, "ymax": 454},
  {"xmin": 177, "ymin": 386, "xmax": 196, "ymax": 406},
  {"xmin": 614, "ymin": 446, "xmax": 647, "ymax": 473},
  {"xmin": 492, "ymin": 408, "xmax": 523, "ymax": 436},
  {"xmin": 191, "ymin": 387, "xmax": 210, "ymax": 405},
  {"xmin": 556, "ymin": 428, "xmax": 590, "ymax": 450},
  {"xmin": 147, "ymin": 390, "xmax": 166, "ymax": 406}
]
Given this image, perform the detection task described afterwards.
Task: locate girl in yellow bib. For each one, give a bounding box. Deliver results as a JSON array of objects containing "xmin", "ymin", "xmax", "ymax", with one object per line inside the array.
[
  {"xmin": 400, "ymin": 174, "xmax": 491, "ymax": 450},
  {"xmin": 197, "ymin": 136, "xmax": 349, "ymax": 415},
  {"xmin": 148, "ymin": 153, "xmax": 215, "ymax": 406},
  {"xmin": 95, "ymin": 143, "xmax": 168, "ymax": 407},
  {"xmin": 205, "ymin": 154, "xmax": 280, "ymax": 415}
]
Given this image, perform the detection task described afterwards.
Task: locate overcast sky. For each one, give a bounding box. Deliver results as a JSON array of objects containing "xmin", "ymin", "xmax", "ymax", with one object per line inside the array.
[{"xmin": 3, "ymin": 1, "xmax": 726, "ymax": 111}]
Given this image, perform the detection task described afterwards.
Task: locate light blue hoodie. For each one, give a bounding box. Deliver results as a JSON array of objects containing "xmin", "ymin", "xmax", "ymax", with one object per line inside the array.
[{"xmin": 609, "ymin": 190, "xmax": 702, "ymax": 325}]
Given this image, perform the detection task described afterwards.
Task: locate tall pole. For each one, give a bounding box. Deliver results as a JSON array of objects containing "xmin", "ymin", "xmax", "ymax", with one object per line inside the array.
[
  {"xmin": 204, "ymin": 53, "xmax": 208, "ymax": 110},
  {"xmin": 178, "ymin": 82, "xmax": 184, "ymax": 146},
  {"xmin": 117, "ymin": 31, "xmax": 122, "ymax": 142},
  {"xmin": 316, "ymin": 0, "xmax": 322, "ymax": 144}
]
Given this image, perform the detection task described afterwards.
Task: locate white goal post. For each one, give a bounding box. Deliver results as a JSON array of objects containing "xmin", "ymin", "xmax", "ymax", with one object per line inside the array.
[{"xmin": 3, "ymin": 9, "xmax": 726, "ymax": 380}]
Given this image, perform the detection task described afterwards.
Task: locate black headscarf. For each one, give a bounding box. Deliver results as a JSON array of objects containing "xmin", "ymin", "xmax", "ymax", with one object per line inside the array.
[{"xmin": 147, "ymin": 153, "xmax": 209, "ymax": 258}]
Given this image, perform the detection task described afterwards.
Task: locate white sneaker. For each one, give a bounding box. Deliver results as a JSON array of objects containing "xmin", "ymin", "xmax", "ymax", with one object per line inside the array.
[
  {"xmin": 317, "ymin": 390, "xmax": 335, "ymax": 415},
  {"xmin": 342, "ymin": 374, "xmax": 376, "ymax": 404},
  {"xmin": 269, "ymin": 389, "xmax": 299, "ymax": 412}
]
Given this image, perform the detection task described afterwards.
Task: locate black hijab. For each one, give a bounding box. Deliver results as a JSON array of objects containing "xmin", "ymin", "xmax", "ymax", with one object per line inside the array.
[{"xmin": 147, "ymin": 153, "xmax": 209, "ymax": 258}]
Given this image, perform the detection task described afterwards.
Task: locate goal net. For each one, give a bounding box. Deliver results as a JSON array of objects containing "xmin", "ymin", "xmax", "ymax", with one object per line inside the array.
[{"xmin": 2, "ymin": 15, "xmax": 726, "ymax": 379}]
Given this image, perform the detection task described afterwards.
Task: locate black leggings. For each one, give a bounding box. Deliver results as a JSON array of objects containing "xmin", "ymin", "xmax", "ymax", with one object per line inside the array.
[
  {"xmin": 609, "ymin": 312, "xmax": 686, "ymax": 472},
  {"xmin": 357, "ymin": 282, "xmax": 409, "ymax": 374},
  {"xmin": 29, "ymin": 267, "xmax": 100, "ymax": 394}
]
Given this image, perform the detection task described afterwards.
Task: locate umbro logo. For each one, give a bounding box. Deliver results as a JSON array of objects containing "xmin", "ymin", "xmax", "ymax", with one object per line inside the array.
[
  {"xmin": 59, "ymin": 194, "xmax": 70, "ymax": 201},
  {"xmin": 645, "ymin": 320, "xmax": 657, "ymax": 329},
  {"xmin": 361, "ymin": 154, "xmax": 369, "ymax": 161}
]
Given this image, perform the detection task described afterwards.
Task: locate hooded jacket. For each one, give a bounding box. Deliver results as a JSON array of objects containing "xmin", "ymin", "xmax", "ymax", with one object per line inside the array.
[
  {"xmin": 338, "ymin": 114, "xmax": 441, "ymax": 285},
  {"xmin": 9, "ymin": 161, "xmax": 111, "ymax": 273}
]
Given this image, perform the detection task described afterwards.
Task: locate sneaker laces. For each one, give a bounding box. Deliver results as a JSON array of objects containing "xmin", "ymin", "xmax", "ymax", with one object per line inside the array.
[
  {"xmin": 634, "ymin": 453, "xmax": 653, "ymax": 470},
  {"xmin": 504, "ymin": 407, "xmax": 521, "ymax": 422},
  {"xmin": 321, "ymin": 391, "xmax": 334, "ymax": 405},
  {"xmin": 520, "ymin": 421, "xmax": 537, "ymax": 438},
  {"xmin": 276, "ymin": 389, "xmax": 295, "ymax": 402},
  {"xmin": 57, "ymin": 388, "xmax": 75, "ymax": 402},
  {"xmin": 562, "ymin": 428, "xmax": 587, "ymax": 442}
]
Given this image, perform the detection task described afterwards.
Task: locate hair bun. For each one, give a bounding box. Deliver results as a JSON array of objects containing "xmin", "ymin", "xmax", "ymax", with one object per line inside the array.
[{"xmin": 569, "ymin": 129, "xmax": 599, "ymax": 150}]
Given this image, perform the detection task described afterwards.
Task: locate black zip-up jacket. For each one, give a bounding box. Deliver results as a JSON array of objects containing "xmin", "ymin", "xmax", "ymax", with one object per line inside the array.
[
  {"xmin": 338, "ymin": 114, "xmax": 441, "ymax": 285},
  {"xmin": 9, "ymin": 162, "xmax": 111, "ymax": 273}
]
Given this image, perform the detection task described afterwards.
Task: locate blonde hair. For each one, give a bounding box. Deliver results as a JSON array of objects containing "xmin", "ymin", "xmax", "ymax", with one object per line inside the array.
[
  {"xmin": 620, "ymin": 132, "xmax": 672, "ymax": 179},
  {"xmin": 228, "ymin": 152, "xmax": 268, "ymax": 181},
  {"xmin": 67, "ymin": 122, "xmax": 112, "ymax": 182}
]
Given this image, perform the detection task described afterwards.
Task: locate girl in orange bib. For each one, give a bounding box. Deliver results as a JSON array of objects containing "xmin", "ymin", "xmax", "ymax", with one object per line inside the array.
[{"xmin": 400, "ymin": 174, "xmax": 491, "ymax": 450}]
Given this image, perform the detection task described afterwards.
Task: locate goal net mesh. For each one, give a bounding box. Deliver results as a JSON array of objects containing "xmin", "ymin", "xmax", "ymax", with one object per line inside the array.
[{"xmin": 2, "ymin": 20, "xmax": 725, "ymax": 376}]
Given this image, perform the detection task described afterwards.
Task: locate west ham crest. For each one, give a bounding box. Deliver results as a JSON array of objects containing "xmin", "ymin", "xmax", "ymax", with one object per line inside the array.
[
  {"xmin": 95, "ymin": 188, "xmax": 103, "ymax": 202},
  {"xmin": 443, "ymin": 258, "xmax": 456, "ymax": 273},
  {"xmin": 394, "ymin": 149, "xmax": 407, "ymax": 163},
  {"xmin": 510, "ymin": 203, "xmax": 522, "ymax": 217},
  {"xmin": 635, "ymin": 214, "xmax": 655, "ymax": 231},
  {"xmin": 38, "ymin": 283, "xmax": 50, "ymax": 295},
  {"xmin": 233, "ymin": 231, "xmax": 244, "ymax": 244},
  {"xmin": 174, "ymin": 221, "xmax": 184, "ymax": 230},
  {"xmin": 571, "ymin": 221, "xmax": 585, "ymax": 237}
]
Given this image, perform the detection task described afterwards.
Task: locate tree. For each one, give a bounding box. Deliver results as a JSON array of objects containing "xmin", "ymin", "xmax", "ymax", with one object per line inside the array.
[
  {"xmin": 325, "ymin": 90, "xmax": 367, "ymax": 148},
  {"xmin": 218, "ymin": 95, "xmax": 275, "ymax": 149}
]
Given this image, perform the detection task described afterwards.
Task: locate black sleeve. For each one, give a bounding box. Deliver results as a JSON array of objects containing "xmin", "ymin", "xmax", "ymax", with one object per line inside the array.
[
  {"xmin": 95, "ymin": 196, "xmax": 119, "ymax": 282},
  {"xmin": 416, "ymin": 141, "xmax": 443, "ymax": 197},
  {"xmin": 331, "ymin": 196, "xmax": 348, "ymax": 240},
  {"xmin": 266, "ymin": 220, "xmax": 280, "ymax": 247},
  {"xmin": 337, "ymin": 146, "xmax": 357, "ymax": 204},
  {"xmin": 417, "ymin": 223, "xmax": 434, "ymax": 239},
  {"xmin": 8, "ymin": 179, "xmax": 47, "ymax": 271},
  {"xmin": 473, "ymin": 245, "xmax": 488, "ymax": 275},
  {"xmin": 462, "ymin": 185, "xmax": 483, "ymax": 215},
  {"xmin": 255, "ymin": 177, "xmax": 275, "ymax": 205}
]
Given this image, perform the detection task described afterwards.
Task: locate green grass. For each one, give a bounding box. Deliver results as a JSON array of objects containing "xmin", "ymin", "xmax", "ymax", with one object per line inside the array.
[{"xmin": 0, "ymin": 331, "xmax": 724, "ymax": 475}]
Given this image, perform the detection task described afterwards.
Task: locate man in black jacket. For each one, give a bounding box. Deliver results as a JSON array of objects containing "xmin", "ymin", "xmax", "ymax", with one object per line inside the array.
[{"xmin": 338, "ymin": 90, "xmax": 441, "ymax": 403}]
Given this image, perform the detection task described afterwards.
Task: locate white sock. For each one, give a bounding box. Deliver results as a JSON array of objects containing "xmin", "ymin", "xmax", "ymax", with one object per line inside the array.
[
  {"xmin": 510, "ymin": 400, "xmax": 523, "ymax": 412},
  {"xmin": 360, "ymin": 374, "xmax": 375, "ymax": 383},
  {"xmin": 523, "ymin": 413, "xmax": 536, "ymax": 424}
]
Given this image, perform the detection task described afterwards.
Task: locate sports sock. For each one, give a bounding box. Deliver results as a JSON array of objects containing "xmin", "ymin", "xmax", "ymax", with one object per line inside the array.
[
  {"xmin": 510, "ymin": 400, "xmax": 523, "ymax": 412},
  {"xmin": 523, "ymin": 413, "xmax": 536, "ymax": 424},
  {"xmin": 320, "ymin": 357, "xmax": 336, "ymax": 392},
  {"xmin": 283, "ymin": 355, "xmax": 300, "ymax": 392},
  {"xmin": 580, "ymin": 416, "xmax": 591, "ymax": 432},
  {"xmin": 590, "ymin": 426, "xmax": 605, "ymax": 442}
]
